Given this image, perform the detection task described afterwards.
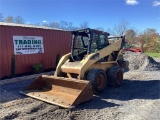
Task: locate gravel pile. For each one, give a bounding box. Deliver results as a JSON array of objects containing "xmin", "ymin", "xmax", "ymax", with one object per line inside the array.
[
  {"xmin": 123, "ymin": 51, "xmax": 160, "ymax": 71},
  {"xmin": 144, "ymin": 56, "xmax": 160, "ymax": 71}
]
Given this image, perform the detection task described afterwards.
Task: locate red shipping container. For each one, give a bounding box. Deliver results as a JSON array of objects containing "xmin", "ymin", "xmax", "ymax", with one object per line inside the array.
[{"xmin": 0, "ymin": 22, "xmax": 71, "ymax": 78}]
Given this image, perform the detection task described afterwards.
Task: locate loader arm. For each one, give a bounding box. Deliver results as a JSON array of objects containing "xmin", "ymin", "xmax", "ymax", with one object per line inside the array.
[
  {"xmin": 58, "ymin": 38, "xmax": 123, "ymax": 79},
  {"xmin": 54, "ymin": 53, "xmax": 71, "ymax": 76},
  {"xmin": 79, "ymin": 39, "xmax": 122, "ymax": 79}
]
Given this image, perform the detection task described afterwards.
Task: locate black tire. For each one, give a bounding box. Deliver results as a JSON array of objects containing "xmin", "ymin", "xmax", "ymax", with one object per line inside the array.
[
  {"xmin": 107, "ymin": 66, "xmax": 123, "ymax": 86},
  {"xmin": 87, "ymin": 69, "xmax": 107, "ymax": 93}
]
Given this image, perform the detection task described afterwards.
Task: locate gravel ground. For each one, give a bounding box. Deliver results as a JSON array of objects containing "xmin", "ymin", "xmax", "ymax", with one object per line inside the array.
[{"xmin": 0, "ymin": 58, "xmax": 160, "ymax": 120}]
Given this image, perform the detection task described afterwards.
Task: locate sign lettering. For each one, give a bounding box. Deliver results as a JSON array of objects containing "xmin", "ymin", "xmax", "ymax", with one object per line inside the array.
[{"xmin": 13, "ymin": 36, "xmax": 44, "ymax": 55}]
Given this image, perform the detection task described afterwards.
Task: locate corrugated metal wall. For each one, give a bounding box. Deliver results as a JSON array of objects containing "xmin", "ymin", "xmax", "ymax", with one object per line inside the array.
[{"xmin": 0, "ymin": 24, "xmax": 71, "ymax": 78}]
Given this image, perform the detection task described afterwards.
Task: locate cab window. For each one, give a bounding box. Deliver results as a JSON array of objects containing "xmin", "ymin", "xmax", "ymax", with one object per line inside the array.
[{"xmin": 91, "ymin": 33, "xmax": 99, "ymax": 52}]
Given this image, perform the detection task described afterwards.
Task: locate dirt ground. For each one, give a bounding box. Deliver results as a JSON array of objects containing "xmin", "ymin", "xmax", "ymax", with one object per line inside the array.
[{"xmin": 0, "ymin": 59, "xmax": 160, "ymax": 120}]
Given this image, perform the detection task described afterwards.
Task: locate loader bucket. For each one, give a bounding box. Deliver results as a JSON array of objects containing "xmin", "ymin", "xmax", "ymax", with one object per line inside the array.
[{"xmin": 21, "ymin": 75, "xmax": 93, "ymax": 108}]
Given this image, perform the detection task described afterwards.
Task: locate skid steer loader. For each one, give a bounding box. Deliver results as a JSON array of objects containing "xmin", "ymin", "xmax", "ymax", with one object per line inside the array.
[{"xmin": 21, "ymin": 28, "xmax": 128, "ymax": 108}]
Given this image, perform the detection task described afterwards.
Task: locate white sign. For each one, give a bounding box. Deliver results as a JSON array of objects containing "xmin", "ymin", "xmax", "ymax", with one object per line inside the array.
[{"xmin": 13, "ymin": 36, "xmax": 44, "ymax": 55}]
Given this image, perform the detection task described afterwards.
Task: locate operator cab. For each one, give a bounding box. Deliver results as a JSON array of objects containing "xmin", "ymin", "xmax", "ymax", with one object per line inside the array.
[{"xmin": 71, "ymin": 28, "xmax": 110, "ymax": 61}]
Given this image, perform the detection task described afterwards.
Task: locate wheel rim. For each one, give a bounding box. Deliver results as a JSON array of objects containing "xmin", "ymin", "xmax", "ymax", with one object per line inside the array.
[
  {"xmin": 116, "ymin": 70, "xmax": 123, "ymax": 85},
  {"xmin": 96, "ymin": 73, "xmax": 105, "ymax": 89}
]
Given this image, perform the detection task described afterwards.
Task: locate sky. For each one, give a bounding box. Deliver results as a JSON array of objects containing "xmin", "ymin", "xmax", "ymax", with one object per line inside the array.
[{"xmin": 0, "ymin": 0, "xmax": 160, "ymax": 33}]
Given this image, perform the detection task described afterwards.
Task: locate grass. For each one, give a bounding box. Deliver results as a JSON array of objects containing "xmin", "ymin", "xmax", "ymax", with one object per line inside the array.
[{"xmin": 145, "ymin": 53, "xmax": 160, "ymax": 58}]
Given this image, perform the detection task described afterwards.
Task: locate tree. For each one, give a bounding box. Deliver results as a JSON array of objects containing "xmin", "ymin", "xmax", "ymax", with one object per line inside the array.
[
  {"xmin": 136, "ymin": 28, "xmax": 160, "ymax": 52},
  {"xmin": 34, "ymin": 23, "xmax": 40, "ymax": 26},
  {"xmin": 113, "ymin": 20, "xmax": 130, "ymax": 36},
  {"xmin": 48, "ymin": 22, "xmax": 59, "ymax": 28},
  {"xmin": 145, "ymin": 28, "xmax": 158, "ymax": 35},
  {"xmin": 125, "ymin": 29, "xmax": 137, "ymax": 44},
  {"xmin": 66, "ymin": 22, "xmax": 74, "ymax": 30},
  {"xmin": 106, "ymin": 28, "xmax": 115, "ymax": 36},
  {"xmin": 136, "ymin": 35, "xmax": 145, "ymax": 50},
  {"xmin": 80, "ymin": 22, "xmax": 89, "ymax": 29},
  {"xmin": 14, "ymin": 16, "xmax": 24, "ymax": 24},
  {"xmin": 53, "ymin": 21, "xmax": 74, "ymax": 30},
  {"xmin": 0, "ymin": 12, "xmax": 4, "ymax": 22},
  {"xmin": 154, "ymin": 36, "xmax": 160, "ymax": 52},
  {"xmin": 5, "ymin": 16, "xmax": 14, "ymax": 23},
  {"xmin": 144, "ymin": 29, "xmax": 159, "ymax": 52},
  {"xmin": 42, "ymin": 21, "xmax": 48, "ymax": 26},
  {"xmin": 59, "ymin": 21, "xmax": 68, "ymax": 29}
]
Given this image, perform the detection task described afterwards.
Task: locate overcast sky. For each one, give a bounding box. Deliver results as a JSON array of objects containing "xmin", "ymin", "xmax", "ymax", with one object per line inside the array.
[{"xmin": 0, "ymin": 0, "xmax": 160, "ymax": 32}]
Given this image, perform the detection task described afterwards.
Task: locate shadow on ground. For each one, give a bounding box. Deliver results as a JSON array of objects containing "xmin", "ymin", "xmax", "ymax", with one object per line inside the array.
[
  {"xmin": 75, "ymin": 79, "xmax": 160, "ymax": 110},
  {"xmin": 1, "ymin": 79, "xmax": 160, "ymax": 110},
  {"xmin": 103, "ymin": 79, "xmax": 160, "ymax": 100}
]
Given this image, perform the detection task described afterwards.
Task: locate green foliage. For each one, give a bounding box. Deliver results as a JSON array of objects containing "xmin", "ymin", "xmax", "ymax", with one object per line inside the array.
[
  {"xmin": 136, "ymin": 28, "xmax": 160, "ymax": 53},
  {"xmin": 32, "ymin": 63, "xmax": 43, "ymax": 72},
  {"xmin": 125, "ymin": 43, "xmax": 135, "ymax": 49},
  {"xmin": 5, "ymin": 16, "xmax": 14, "ymax": 23},
  {"xmin": 145, "ymin": 53, "xmax": 160, "ymax": 58}
]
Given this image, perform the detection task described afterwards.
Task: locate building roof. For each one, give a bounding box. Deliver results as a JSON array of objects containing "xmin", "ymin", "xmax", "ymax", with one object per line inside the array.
[{"xmin": 0, "ymin": 22, "xmax": 66, "ymax": 31}]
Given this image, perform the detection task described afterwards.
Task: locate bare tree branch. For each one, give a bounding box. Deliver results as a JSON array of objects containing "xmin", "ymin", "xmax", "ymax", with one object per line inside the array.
[{"xmin": 113, "ymin": 20, "xmax": 130, "ymax": 36}]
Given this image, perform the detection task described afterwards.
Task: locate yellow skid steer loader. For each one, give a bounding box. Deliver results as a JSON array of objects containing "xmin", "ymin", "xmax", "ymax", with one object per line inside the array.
[{"xmin": 21, "ymin": 28, "xmax": 128, "ymax": 108}]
